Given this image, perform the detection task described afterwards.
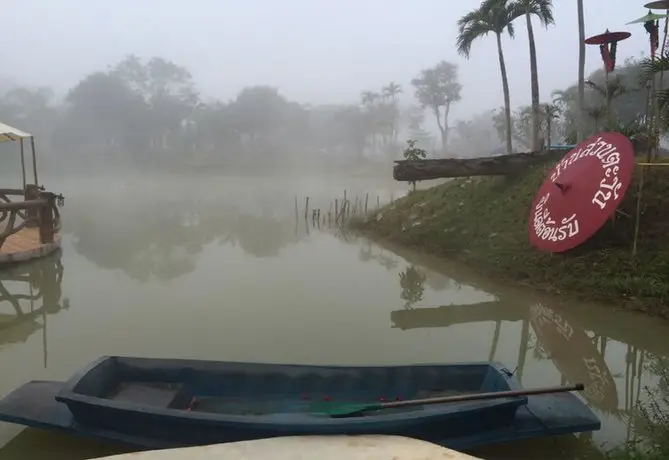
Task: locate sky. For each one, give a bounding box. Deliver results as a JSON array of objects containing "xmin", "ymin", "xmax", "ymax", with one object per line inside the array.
[{"xmin": 2, "ymin": 0, "xmax": 661, "ymax": 122}]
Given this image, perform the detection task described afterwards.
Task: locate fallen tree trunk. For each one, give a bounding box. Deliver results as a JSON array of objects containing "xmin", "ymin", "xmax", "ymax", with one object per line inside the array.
[{"xmin": 393, "ymin": 150, "xmax": 557, "ymax": 181}]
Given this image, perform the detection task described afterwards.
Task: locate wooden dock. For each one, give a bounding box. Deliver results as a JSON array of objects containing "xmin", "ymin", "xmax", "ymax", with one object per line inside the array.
[
  {"xmin": 0, "ymin": 121, "xmax": 64, "ymax": 267},
  {"xmin": 0, "ymin": 226, "xmax": 61, "ymax": 265}
]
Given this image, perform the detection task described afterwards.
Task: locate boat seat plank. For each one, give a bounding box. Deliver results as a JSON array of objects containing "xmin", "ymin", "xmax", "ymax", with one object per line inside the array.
[{"xmin": 106, "ymin": 383, "xmax": 185, "ymax": 409}]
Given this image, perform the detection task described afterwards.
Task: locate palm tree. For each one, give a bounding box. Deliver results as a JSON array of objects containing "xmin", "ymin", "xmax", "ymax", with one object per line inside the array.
[
  {"xmin": 360, "ymin": 90, "xmax": 380, "ymax": 107},
  {"xmin": 457, "ymin": 0, "xmax": 523, "ymax": 154},
  {"xmin": 542, "ymin": 103, "xmax": 561, "ymax": 150},
  {"xmin": 517, "ymin": 0, "xmax": 554, "ymax": 151},
  {"xmin": 382, "ymin": 82, "xmax": 403, "ymax": 146},
  {"xmin": 360, "ymin": 90, "xmax": 381, "ymax": 152},
  {"xmin": 382, "ymin": 82, "xmax": 402, "ymax": 103},
  {"xmin": 585, "ymin": 77, "xmax": 627, "ymax": 126},
  {"xmin": 577, "ymin": 0, "xmax": 586, "ymax": 142},
  {"xmin": 639, "ymin": 54, "xmax": 669, "ymax": 129}
]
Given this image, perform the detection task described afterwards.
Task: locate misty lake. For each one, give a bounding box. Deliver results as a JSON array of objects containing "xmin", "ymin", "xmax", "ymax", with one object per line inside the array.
[{"xmin": 0, "ymin": 173, "xmax": 667, "ymax": 460}]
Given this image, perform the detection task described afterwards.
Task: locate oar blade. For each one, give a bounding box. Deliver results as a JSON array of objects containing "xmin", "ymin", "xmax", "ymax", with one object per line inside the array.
[{"xmin": 307, "ymin": 401, "xmax": 380, "ymax": 417}]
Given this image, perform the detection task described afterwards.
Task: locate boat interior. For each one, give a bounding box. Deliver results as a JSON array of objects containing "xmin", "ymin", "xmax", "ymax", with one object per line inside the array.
[{"xmin": 68, "ymin": 357, "xmax": 518, "ymax": 416}]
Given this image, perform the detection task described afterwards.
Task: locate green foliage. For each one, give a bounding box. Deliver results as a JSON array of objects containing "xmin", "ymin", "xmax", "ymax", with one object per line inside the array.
[
  {"xmin": 519, "ymin": 0, "xmax": 555, "ymax": 27},
  {"xmin": 398, "ymin": 265, "xmax": 427, "ymax": 309},
  {"xmin": 456, "ymin": 0, "xmax": 524, "ymax": 58},
  {"xmin": 402, "ymin": 139, "xmax": 428, "ymax": 191},
  {"xmin": 608, "ymin": 357, "xmax": 669, "ymax": 460},
  {"xmin": 638, "ymin": 53, "xmax": 669, "ymax": 132},
  {"xmin": 357, "ymin": 156, "xmax": 669, "ymax": 318},
  {"xmin": 402, "ymin": 139, "xmax": 428, "ymax": 161}
]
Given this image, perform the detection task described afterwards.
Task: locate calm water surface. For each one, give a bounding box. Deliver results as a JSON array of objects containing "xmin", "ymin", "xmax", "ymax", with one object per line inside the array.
[{"xmin": 0, "ymin": 174, "xmax": 667, "ymax": 460}]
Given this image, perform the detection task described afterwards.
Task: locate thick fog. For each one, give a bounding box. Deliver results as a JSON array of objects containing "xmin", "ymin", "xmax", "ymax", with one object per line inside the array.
[{"xmin": 0, "ymin": 0, "xmax": 659, "ymax": 178}]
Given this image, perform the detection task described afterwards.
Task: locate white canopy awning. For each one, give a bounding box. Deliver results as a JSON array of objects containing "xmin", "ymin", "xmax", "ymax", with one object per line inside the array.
[{"xmin": 0, "ymin": 122, "xmax": 32, "ymax": 142}]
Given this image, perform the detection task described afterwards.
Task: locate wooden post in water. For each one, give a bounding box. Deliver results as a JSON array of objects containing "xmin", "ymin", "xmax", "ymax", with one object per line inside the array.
[
  {"xmin": 337, "ymin": 201, "xmax": 347, "ymax": 225},
  {"xmin": 377, "ymin": 195, "xmax": 380, "ymax": 210},
  {"xmin": 294, "ymin": 196, "xmax": 298, "ymax": 222},
  {"xmin": 304, "ymin": 197, "xmax": 309, "ymax": 220},
  {"xmin": 19, "ymin": 139, "xmax": 26, "ymax": 190},
  {"xmin": 364, "ymin": 193, "xmax": 369, "ymax": 214},
  {"xmin": 30, "ymin": 137, "xmax": 39, "ymax": 185},
  {"xmin": 335, "ymin": 199, "xmax": 339, "ymax": 224},
  {"xmin": 24, "ymin": 184, "xmax": 40, "ymax": 228},
  {"xmin": 37, "ymin": 193, "xmax": 55, "ymax": 244}
]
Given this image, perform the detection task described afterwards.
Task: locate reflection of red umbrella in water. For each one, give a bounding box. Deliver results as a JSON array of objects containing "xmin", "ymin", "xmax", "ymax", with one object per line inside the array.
[
  {"xmin": 529, "ymin": 303, "xmax": 618, "ymax": 412},
  {"xmin": 528, "ymin": 132, "xmax": 635, "ymax": 253}
]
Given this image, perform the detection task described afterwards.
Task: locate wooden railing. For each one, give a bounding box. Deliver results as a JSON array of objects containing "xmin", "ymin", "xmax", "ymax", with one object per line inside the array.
[{"xmin": 0, "ymin": 186, "xmax": 63, "ymax": 251}]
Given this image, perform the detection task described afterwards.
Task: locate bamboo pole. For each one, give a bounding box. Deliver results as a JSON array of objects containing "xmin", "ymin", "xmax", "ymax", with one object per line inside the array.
[
  {"xmin": 19, "ymin": 139, "xmax": 26, "ymax": 190},
  {"xmin": 632, "ymin": 166, "xmax": 645, "ymax": 258},
  {"xmin": 30, "ymin": 137, "xmax": 38, "ymax": 185},
  {"xmin": 294, "ymin": 196, "xmax": 298, "ymax": 221}
]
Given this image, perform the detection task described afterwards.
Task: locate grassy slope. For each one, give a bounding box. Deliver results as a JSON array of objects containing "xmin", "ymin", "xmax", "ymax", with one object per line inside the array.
[{"xmin": 353, "ymin": 156, "xmax": 669, "ymax": 318}]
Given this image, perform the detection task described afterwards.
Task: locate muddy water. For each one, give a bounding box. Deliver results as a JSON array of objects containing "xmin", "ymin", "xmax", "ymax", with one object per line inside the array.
[{"xmin": 0, "ymin": 175, "xmax": 667, "ymax": 460}]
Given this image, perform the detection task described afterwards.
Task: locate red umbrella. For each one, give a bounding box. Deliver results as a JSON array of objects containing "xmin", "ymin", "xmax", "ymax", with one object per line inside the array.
[
  {"xmin": 585, "ymin": 30, "xmax": 631, "ymax": 73},
  {"xmin": 528, "ymin": 132, "xmax": 635, "ymax": 253},
  {"xmin": 584, "ymin": 30, "xmax": 631, "ymax": 45}
]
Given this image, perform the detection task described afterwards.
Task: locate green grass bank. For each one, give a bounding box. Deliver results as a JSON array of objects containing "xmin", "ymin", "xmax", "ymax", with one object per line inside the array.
[{"xmin": 351, "ymin": 155, "xmax": 669, "ymax": 319}]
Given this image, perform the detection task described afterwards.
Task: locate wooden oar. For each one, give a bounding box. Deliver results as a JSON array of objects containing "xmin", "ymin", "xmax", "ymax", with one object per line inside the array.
[{"xmin": 308, "ymin": 383, "xmax": 585, "ymax": 417}]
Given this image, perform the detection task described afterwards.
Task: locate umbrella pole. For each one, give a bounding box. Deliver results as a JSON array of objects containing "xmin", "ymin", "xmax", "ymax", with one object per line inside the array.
[
  {"xmin": 605, "ymin": 68, "xmax": 612, "ymax": 127},
  {"xmin": 604, "ymin": 67, "xmax": 617, "ymax": 225},
  {"xmin": 632, "ymin": 165, "xmax": 645, "ymax": 258}
]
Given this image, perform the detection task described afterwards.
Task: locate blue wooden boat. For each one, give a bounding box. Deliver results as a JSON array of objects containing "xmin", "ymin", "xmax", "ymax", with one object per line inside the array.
[{"xmin": 0, "ymin": 356, "xmax": 600, "ymax": 450}]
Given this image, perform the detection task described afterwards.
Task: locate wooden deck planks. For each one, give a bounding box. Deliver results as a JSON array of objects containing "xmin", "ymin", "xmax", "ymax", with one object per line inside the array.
[{"xmin": 0, "ymin": 226, "xmax": 60, "ymax": 264}]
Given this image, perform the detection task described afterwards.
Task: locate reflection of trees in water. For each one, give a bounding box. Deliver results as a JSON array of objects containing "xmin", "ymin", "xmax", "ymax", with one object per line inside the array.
[
  {"xmin": 528, "ymin": 332, "xmax": 550, "ymax": 360},
  {"xmin": 623, "ymin": 353, "xmax": 669, "ymax": 456},
  {"xmin": 398, "ymin": 265, "xmax": 427, "ymax": 309},
  {"xmin": 423, "ymin": 273, "xmax": 456, "ymax": 292},
  {"xmin": 225, "ymin": 213, "xmax": 300, "ymax": 258},
  {"xmin": 358, "ymin": 241, "xmax": 372, "ymax": 262},
  {"xmin": 332, "ymin": 229, "xmax": 464, "ymax": 291},
  {"xmin": 69, "ymin": 200, "xmax": 307, "ymax": 282}
]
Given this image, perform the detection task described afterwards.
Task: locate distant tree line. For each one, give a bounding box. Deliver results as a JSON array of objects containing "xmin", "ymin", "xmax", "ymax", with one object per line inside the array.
[{"xmin": 0, "ymin": 55, "xmax": 466, "ymax": 174}]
